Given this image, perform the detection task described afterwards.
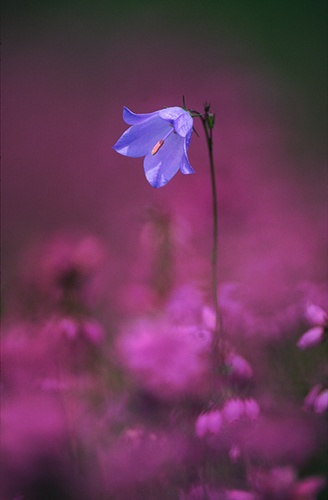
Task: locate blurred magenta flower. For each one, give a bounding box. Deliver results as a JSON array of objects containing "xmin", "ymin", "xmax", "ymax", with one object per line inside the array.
[
  {"xmin": 116, "ymin": 319, "xmax": 211, "ymax": 400},
  {"xmin": 297, "ymin": 325, "xmax": 325, "ymax": 349},
  {"xmin": 248, "ymin": 465, "xmax": 326, "ymax": 500},
  {"xmin": 195, "ymin": 410, "xmax": 222, "ymax": 437},
  {"xmin": 243, "ymin": 398, "xmax": 260, "ymax": 420},
  {"xmin": 222, "ymin": 398, "xmax": 246, "ymax": 423},
  {"xmin": 297, "ymin": 303, "xmax": 327, "ymax": 349},
  {"xmin": 303, "ymin": 384, "xmax": 328, "ymax": 414},
  {"xmin": 221, "ymin": 398, "xmax": 260, "ymax": 423},
  {"xmin": 225, "ymin": 352, "xmax": 253, "ymax": 382},
  {"xmin": 305, "ymin": 302, "xmax": 328, "ymax": 326},
  {"xmin": 113, "ymin": 106, "xmax": 194, "ymax": 188},
  {"xmin": 313, "ymin": 390, "xmax": 328, "ymax": 414}
]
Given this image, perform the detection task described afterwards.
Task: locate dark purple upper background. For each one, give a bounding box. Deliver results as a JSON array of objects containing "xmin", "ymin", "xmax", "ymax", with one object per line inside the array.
[{"xmin": 3, "ymin": 1, "xmax": 327, "ymax": 308}]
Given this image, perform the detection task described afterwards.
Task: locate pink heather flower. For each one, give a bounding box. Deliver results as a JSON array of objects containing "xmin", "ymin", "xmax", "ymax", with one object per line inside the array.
[
  {"xmin": 221, "ymin": 398, "xmax": 260, "ymax": 425},
  {"xmin": 248, "ymin": 466, "xmax": 326, "ymax": 500},
  {"xmin": 290, "ymin": 475, "xmax": 326, "ymax": 499},
  {"xmin": 225, "ymin": 353, "xmax": 253, "ymax": 382},
  {"xmin": 116, "ymin": 320, "xmax": 211, "ymax": 400},
  {"xmin": 298, "ymin": 302, "xmax": 327, "ymax": 349},
  {"xmin": 184, "ymin": 325, "xmax": 213, "ymax": 351},
  {"xmin": 222, "ymin": 399, "xmax": 245, "ymax": 423},
  {"xmin": 38, "ymin": 315, "xmax": 105, "ymax": 373},
  {"xmin": 305, "ymin": 302, "xmax": 328, "ymax": 326},
  {"xmin": 304, "ymin": 385, "xmax": 328, "ymax": 414},
  {"xmin": 243, "ymin": 398, "xmax": 260, "ymax": 420},
  {"xmin": 57, "ymin": 316, "xmax": 79, "ymax": 341},
  {"xmin": 303, "ymin": 384, "xmax": 322, "ymax": 409},
  {"xmin": 202, "ymin": 305, "xmax": 217, "ymax": 331},
  {"xmin": 297, "ymin": 326, "xmax": 325, "ymax": 350},
  {"xmin": 206, "ymin": 410, "xmax": 223, "ymax": 434},
  {"xmin": 195, "ymin": 414, "xmax": 210, "ymax": 438},
  {"xmin": 248, "ymin": 465, "xmax": 296, "ymax": 497},
  {"xmin": 228, "ymin": 445, "xmax": 241, "ymax": 463},
  {"xmin": 195, "ymin": 410, "xmax": 222, "ymax": 437},
  {"xmin": 46, "ymin": 316, "xmax": 104, "ymax": 345},
  {"xmin": 313, "ymin": 389, "xmax": 328, "ymax": 414},
  {"xmin": 166, "ymin": 285, "xmax": 208, "ymax": 326}
]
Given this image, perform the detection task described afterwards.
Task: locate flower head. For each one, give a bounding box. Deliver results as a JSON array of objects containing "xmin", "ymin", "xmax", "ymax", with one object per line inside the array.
[
  {"xmin": 116, "ymin": 319, "xmax": 211, "ymax": 400},
  {"xmin": 303, "ymin": 384, "xmax": 328, "ymax": 414},
  {"xmin": 195, "ymin": 410, "xmax": 222, "ymax": 437},
  {"xmin": 221, "ymin": 398, "xmax": 260, "ymax": 423},
  {"xmin": 305, "ymin": 302, "xmax": 328, "ymax": 326},
  {"xmin": 113, "ymin": 106, "xmax": 195, "ymax": 188},
  {"xmin": 225, "ymin": 352, "xmax": 253, "ymax": 382},
  {"xmin": 297, "ymin": 325, "xmax": 325, "ymax": 349},
  {"xmin": 297, "ymin": 302, "xmax": 328, "ymax": 349}
]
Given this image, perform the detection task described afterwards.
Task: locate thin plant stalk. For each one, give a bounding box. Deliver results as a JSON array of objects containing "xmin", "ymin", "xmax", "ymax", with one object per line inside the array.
[{"xmin": 199, "ymin": 109, "xmax": 224, "ymax": 363}]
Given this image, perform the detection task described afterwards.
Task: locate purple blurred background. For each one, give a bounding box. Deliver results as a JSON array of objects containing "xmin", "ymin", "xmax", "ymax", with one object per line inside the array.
[{"xmin": 3, "ymin": 1, "xmax": 327, "ymax": 301}]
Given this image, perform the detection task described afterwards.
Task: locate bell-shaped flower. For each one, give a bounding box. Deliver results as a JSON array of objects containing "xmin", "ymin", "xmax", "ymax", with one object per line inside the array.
[
  {"xmin": 297, "ymin": 302, "xmax": 327, "ymax": 350},
  {"xmin": 113, "ymin": 106, "xmax": 195, "ymax": 188},
  {"xmin": 221, "ymin": 397, "xmax": 260, "ymax": 423},
  {"xmin": 297, "ymin": 325, "xmax": 325, "ymax": 350},
  {"xmin": 225, "ymin": 352, "xmax": 253, "ymax": 382},
  {"xmin": 195, "ymin": 410, "xmax": 222, "ymax": 437},
  {"xmin": 305, "ymin": 302, "xmax": 328, "ymax": 326},
  {"xmin": 244, "ymin": 398, "xmax": 260, "ymax": 420},
  {"xmin": 303, "ymin": 384, "xmax": 328, "ymax": 414},
  {"xmin": 222, "ymin": 398, "xmax": 245, "ymax": 423}
]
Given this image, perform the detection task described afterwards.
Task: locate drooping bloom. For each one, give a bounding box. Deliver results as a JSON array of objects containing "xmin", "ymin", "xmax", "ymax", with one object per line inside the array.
[
  {"xmin": 297, "ymin": 326, "xmax": 325, "ymax": 349},
  {"xmin": 303, "ymin": 384, "xmax": 328, "ymax": 414},
  {"xmin": 113, "ymin": 106, "xmax": 195, "ymax": 188},
  {"xmin": 195, "ymin": 410, "xmax": 222, "ymax": 437},
  {"xmin": 222, "ymin": 398, "xmax": 245, "ymax": 423},
  {"xmin": 297, "ymin": 302, "xmax": 328, "ymax": 349},
  {"xmin": 221, "ymin": 398, "xmax": 260, "ymax": 423},
  {"xmin": 305, "ymin": 302, "xmax": 328, "ymax": 326},
  {"xmin": 225, "ymin": 352, "xmax": 253, "ymax": 383}
]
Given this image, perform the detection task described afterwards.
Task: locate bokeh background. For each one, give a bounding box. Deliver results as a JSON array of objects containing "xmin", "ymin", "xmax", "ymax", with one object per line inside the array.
[
  {"xmin": 2, "ymin": 1, "xmax": 328, "ymax": 499},
  {"xmin": 3, "ymin": 0, "xmax": 327, "ymax": 292}
]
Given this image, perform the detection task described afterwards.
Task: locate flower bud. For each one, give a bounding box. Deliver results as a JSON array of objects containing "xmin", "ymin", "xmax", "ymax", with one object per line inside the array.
[{"xmin": 297, "ymin": 326, "xmax": 324, "ymax": 350}]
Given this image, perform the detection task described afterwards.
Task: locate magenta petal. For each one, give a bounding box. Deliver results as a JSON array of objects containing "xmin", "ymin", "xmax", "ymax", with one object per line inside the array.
[{"xmin": 297, "ymin": 326, "xmax": 324, "ymax": 349}]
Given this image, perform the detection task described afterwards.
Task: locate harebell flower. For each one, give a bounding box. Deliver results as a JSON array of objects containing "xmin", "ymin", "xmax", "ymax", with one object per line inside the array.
[
  {"xmin": 113, "ymin": 106, "xmax": 194, "ymax": 188},
  {"xmin": 113, "ymin": 100, "xmax": 224, "ymax": 363}
]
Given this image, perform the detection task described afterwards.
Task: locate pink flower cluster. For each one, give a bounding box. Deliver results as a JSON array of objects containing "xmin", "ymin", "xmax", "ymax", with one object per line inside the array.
[
  {"xmin": 117, "ymin": 320, "xmax": 212, "ymax": 400},
  {"xmin": 2, "ymin": 230, "xmax": 327, "ymax": 499},
  {"xmin": 297, "ymin": 303, "xmax": 327, "ymax": 349}
]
